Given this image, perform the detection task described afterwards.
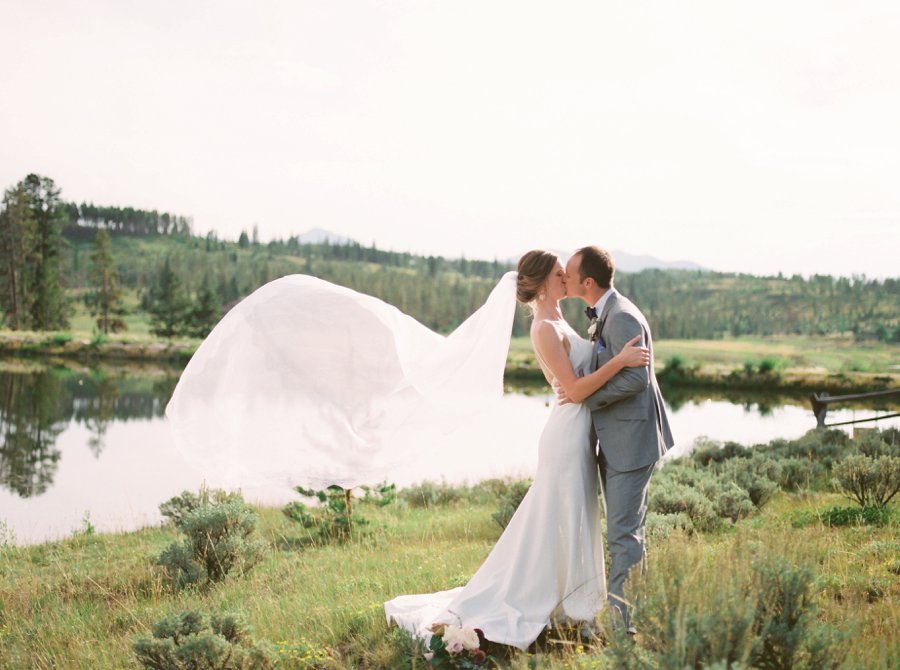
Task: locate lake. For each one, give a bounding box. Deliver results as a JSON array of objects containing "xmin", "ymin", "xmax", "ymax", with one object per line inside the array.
[{"xmin": 1, "ymin": 363, "xmax": 897, "ymax": 545}]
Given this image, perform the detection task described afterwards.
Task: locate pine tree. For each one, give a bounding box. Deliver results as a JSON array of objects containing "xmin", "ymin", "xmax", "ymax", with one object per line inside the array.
[
  {"xmin": 147, "ymin": 258, "xmax": 191, "ymax": 337},
  {"xmin": 187, "ymin": 274, "xmax": 221, "ymax": 338},
  {"xmin": 85, "ymin": 229, "xmax": 127, "ymax": 333},
  {"xmin": 23, "ymin": 174, "xmax": 68, "ymax": 330},
  {"xmin": 0, "ymin": 183, "xmax": 36, "ymax": 329}
]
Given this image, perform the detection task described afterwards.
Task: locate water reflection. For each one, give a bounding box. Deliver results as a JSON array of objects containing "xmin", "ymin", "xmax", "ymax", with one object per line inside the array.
[
  {"xmin": 0, "ymin": 366, "xmax": 176, "ymax": 497},
  {"xmin": 0, "ymin": 370, "xmax": 68, "ymax": 497}
]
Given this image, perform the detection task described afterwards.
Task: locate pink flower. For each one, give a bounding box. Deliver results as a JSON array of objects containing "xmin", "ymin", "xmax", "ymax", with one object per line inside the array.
[{"xmin": 446, "ymin": 638, "xmax": 465, "ymax": 654}]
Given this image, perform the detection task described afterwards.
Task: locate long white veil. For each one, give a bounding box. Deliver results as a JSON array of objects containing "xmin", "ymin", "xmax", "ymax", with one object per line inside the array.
[{"xmin": 165, "ymin": 271, "xmax": 519, "ymax": 490}]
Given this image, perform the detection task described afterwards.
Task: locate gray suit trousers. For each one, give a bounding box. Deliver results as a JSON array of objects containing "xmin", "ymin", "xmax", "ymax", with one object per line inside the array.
[{"xmin": 598, "ymin": 449, "xmax": 654, "ymax": 631}]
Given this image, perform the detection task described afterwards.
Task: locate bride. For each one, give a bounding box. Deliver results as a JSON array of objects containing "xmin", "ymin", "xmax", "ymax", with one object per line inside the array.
[
  {"xmin": 165, "ymin": 248, "xmax": 648, "ymax": 650},
  {"xmin": 384, "ymin": 250, "xmax": 648, "ymax": 649}
]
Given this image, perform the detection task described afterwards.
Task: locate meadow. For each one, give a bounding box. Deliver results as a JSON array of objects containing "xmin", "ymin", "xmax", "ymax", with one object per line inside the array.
[{"xmin": 1, "ymin": 430, "xmax": 897, "ymax": 669}]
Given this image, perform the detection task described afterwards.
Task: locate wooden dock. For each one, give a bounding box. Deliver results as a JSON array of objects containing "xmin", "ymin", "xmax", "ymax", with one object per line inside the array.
[{"xmin": 809, "ymin": 389, "xmax": 900, "ymax": 428}]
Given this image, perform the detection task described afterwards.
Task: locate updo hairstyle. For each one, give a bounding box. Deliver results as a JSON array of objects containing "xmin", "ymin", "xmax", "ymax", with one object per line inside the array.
[{"xmin": 516, "ymin": 250, "xmax": 558, "ymax": 303}]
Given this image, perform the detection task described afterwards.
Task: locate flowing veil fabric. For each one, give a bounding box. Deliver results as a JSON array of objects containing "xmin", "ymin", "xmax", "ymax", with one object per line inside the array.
[{"xmin": 165, "ymin": 271, "xmax": 518, "ymax": 490}]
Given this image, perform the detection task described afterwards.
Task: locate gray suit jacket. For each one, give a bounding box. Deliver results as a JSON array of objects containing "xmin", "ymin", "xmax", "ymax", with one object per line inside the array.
[{"xmin": 585, "ymin": 291, "xmax": 674, "ymax": 472}]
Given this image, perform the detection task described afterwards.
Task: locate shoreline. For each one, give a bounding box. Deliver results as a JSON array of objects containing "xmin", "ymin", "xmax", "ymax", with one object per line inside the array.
[
  {"xmin": 1, "ymin": 331, "xmax": 897, "ymax": 395},
  {"xmin": 506, "ymin": 362, "xmax": 899, "ymax": 394}
]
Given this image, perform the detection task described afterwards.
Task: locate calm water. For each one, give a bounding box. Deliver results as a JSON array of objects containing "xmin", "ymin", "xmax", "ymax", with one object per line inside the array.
[{"xmin": 1, "ymin": 363, "xmax": 897, "ymax": 545}]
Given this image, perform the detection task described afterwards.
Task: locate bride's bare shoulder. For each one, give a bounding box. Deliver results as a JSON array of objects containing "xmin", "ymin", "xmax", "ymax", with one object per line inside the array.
[
  {"xmin": 530, "ymin": 319, "xmax": 566, "ymax": 351},
  {"xmin": 530, "ymin": 318, "xmax": 556, "ymax": 338}
]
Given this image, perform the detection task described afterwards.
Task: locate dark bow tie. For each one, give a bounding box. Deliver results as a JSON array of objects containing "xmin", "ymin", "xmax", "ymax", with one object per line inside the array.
[{"xmin": 584, "ymin": 306, "xmax": 597, "ymax": 320}]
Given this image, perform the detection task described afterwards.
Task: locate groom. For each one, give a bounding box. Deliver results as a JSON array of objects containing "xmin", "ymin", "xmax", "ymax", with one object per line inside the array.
[{"xmin": 562, "ymin": 245, "xmax": 674, "ymax": 634}]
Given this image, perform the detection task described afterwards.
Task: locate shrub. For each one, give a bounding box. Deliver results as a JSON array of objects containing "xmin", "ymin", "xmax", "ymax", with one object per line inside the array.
[
  {"xmin": 855, "ymin": 431, "xmax": 900, "ymax": 459},
  {"xmin": 712, "ymin": 481, "xmax": 756, "ymax": 523},
  {"xmin": 157, "ymin": 499, "xmax": 267, "ymax": 587},
  {"xmin": 778, "ymin": 458, "xmax": 825, "ymax": 491},
  {"xmin": 133, "ymin": 610, "xmax": 274, "ymax": 670},
  {"xmin": 749, "ymin": 556, "xmax": 846, "ymax": 670},
  {"xmin": 283, "ymin": 485, "xmax": 366, "ymax": 542},
  {"xmin": 658, "ymin": 355, "xmax": 692, "ymax": 384},
  {"xmin": 159, "ymin": 487, "xmax": 243, "ymax": 525},
  {"xmin": 618, "ymin": 551, "xmax": 846, "ymax": 670},
  {"xmin": 768, "ymin": 429, "xmax": 849, "ymax": 471},
  {"xmin": 491, "ymin": 480, "xmax": 531, "ymax": 529},
  {"xmin": 756, "ymin": 357, "xmax": 778, "ymax": 375},
  {"xmin": 718, "ymin": 454, "xmax": 781, "ymax": 507},
  {"xmin": 649, "ymin": 477, "xmax": 722, "ymax": 532},
  {"xmin": 818, "ymin": 505, "xmax": 891, "ymax": 527},
  {"xmin": 159, "ymin": 490, "xmax": 202, "ymax": 525},
  {"xmin": 398, "ymin": 481, "xmax": 465, "ymax": 508},
  {"xmin": 833, "ymin": 455, "xmax": 900, "ymax": 508},
  {"xmin": 645, "ymin": 511, "xmax": 694, "ymax": 539},
  {"xmin": 692, "ymin": 440, "xmax": 751, "ymax": 466},
  {"xmin": 360, "ymin": 481, "xmax": 397, "ymax": 507}
]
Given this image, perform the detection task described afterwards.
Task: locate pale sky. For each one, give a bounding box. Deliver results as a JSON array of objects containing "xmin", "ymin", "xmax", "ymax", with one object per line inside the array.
[{"xmin": 2, "ymin": 1, "xmax": 899, "ymax": 277}]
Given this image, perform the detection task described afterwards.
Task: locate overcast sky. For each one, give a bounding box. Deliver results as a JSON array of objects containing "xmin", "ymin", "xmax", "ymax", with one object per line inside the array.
[{"xmin": 2, "ymin": 1, "xmax": 898, "ymax": 277}]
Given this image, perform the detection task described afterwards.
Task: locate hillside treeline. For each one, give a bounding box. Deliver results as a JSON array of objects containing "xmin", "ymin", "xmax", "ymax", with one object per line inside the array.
[
  {"xmin": 615, "ymin": 270, "xmax": 899, "ymax": 341},
  {"xmin": 63, "ymin": 234, "xmax": 899, "ymax": 341},
  {"xmin": 1, "ymin": 173, "xmax": 897, "ymax": 341}
]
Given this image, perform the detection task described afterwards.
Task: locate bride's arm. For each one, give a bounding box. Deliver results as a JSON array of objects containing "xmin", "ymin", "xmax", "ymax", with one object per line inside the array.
[{"xmin": 533, "ymin": 323, "xmax": 648, "ymax": 404}]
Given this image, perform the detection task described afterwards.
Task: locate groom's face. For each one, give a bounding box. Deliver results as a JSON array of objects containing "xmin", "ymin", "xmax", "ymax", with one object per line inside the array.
[{"xmin": 565, "ymin": 254, "xmax": 586, "ymax": 300}]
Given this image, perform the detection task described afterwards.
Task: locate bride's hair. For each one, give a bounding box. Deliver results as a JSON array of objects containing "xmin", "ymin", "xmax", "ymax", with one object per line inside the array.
[{"xmin": 516, "ymin": 250, "xmax": 558, "ymax": 303}]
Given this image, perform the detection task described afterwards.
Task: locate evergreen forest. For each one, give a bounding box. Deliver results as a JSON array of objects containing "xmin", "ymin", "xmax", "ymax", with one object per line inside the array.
[{"xmin": 1, "ymin": 173, "xmax": 898, "ymax": 341}]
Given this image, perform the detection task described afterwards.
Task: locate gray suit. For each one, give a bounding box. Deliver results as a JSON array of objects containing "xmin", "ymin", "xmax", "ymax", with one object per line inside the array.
[{"xmin": 584, "ymin": 290, "xmax": 674, "ymax": 630}]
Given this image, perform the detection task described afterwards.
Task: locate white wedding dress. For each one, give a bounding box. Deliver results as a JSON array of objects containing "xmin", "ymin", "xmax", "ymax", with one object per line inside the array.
[{"xmin": 384, "ymin": 324, "xmax": 606, "ymax": 650}]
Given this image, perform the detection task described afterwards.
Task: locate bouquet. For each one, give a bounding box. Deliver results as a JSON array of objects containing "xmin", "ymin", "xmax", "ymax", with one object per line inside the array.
[{"xmin": 426, "ymin": 623, "xmax": 491, "ymax": 668}]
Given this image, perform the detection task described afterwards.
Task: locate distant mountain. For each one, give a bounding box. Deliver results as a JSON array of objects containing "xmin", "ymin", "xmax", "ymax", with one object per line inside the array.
[
  {"xmin": 295, "ymin": 230, "xmax": 705, "ymax": 272},
  {"xmin": 611, "ymin": 250, "xmax": 706, "ymax": 273},
  {"xmin": 504, "ymin": 249, "xmax": 707, "ymax": 273},
  {"xmin": 296, "ymin": 227, "xmax": 357, "ymax": 245}
]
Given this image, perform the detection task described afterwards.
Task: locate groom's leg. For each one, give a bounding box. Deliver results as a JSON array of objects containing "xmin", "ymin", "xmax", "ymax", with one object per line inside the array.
[{"xmin": 603, "ymin": 461, "xmax": 654, "ymax": 632}]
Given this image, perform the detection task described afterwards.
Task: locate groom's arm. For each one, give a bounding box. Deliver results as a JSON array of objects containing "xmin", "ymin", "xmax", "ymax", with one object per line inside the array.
[{"xmin": 583, "ymin": 312, "xmax": 649, "ymax": 411}]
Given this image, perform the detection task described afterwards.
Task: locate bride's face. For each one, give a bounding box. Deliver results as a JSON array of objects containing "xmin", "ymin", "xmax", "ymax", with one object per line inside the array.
[{"xmin": 543, "ymin": 260, "xmax": 568, "ymax": 302}]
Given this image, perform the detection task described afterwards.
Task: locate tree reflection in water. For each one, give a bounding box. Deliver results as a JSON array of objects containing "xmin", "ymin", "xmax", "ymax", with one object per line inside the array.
[
  {"xmin": 0, "ymin": 365, "xmax": 176, "ymax": 497},
  {"xmin": 0, "ymin": 370, "xmax": 69, "ymax": 497}
]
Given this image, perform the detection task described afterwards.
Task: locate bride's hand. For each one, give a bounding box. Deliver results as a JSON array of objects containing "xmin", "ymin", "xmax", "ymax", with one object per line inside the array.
[{"xmin": 617, "ymin": 335, "xmax": 650, "ymax": 368}]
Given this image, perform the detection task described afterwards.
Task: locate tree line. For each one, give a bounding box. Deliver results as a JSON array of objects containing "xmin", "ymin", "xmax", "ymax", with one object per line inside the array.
[
  {"xmin": 1, "ymin": 173, "xmax": 898, "ymax": 342},
  {"xmin": 63, "ymin": 202, "xmax": 193, "ymax": 239}
]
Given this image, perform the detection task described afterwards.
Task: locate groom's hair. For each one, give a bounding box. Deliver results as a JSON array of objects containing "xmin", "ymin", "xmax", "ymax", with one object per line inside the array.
[{"xmin": 576, "ymin": 246, "xmax": 615, "ymax": 288}]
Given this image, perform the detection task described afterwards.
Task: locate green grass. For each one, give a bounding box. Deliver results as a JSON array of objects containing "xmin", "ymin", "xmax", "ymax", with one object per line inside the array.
[
  {"xmin": 653, "ymin": 335, "xmax": 899, "ymax": 375},
  {"xmin": 65, "ymin": 288, "xmax": 152, "ymax": 336},
  {"xmin": 511, "ymin": 334, "xmax": 899, "ymax": 376},
  {"xmin": 1, "ymin": 488, "xmax": 897, "ymax": 669}
]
